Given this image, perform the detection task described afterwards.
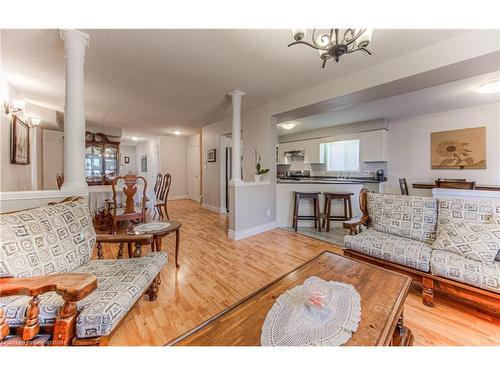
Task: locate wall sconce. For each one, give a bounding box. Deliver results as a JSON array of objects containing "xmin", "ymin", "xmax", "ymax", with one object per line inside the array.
[{"xmin": 29, "ymin": 116, "xmax": 41, "ymax": 126}]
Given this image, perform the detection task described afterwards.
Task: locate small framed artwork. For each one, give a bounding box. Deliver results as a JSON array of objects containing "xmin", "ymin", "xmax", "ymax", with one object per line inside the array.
[
  {"xmin": 208, "ymin": 149, "xmax": 216, "ymax": 162},
  {"xmin": 124, "ymin": 156, "xmax": 130, "ymax": 164},
  {"xmin": 141, "ymin": 155, "xmax": 147, "ymax": 172},
  {"xmin": 11, "ymin": 115, "xmax": 30, "ymax": 165}
]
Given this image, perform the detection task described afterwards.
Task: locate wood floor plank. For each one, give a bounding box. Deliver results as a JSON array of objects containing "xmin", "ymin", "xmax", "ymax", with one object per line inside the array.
[{"xmin": 98, "ymin": 200, "xmax": 500, "ymax": 346}]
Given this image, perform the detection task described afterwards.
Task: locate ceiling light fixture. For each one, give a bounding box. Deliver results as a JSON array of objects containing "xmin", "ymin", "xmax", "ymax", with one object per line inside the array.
[
  {"xmin": 131, "ymin": 136, "xmax": 139, "ymax": 141},
  {"xmin": 279, "ymin": 122, "xmax": 296, "ymax": 130},
  {"xmin": 173, "ymin": 130, "xmax": 182, "ymax": 136},
  {"xmin": 474, "ymin": 80, "xmax": 500, "ymax": 94},
  {"xmin": 289, "ymin": 29, "xmax": 373, "ymax": 68}
]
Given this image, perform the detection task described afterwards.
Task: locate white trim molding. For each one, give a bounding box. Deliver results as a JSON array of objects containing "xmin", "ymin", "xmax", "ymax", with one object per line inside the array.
[
  {"xmin": 201, "ymin": 202, "xmax": 226, "ymax": 213},
  {"xmin": 0, "ymin": 189, "xmax": 89, "ymax": 213},
  {"xmin": 228, "ymin": 221, "xmax": 277, "ymax": 241},
  {"xmin": 168, "ymin": 194, "xmax": 189, "ymax": 201}
]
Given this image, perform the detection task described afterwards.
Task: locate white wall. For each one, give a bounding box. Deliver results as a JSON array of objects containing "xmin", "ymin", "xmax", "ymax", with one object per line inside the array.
[
  {"xmin": 120, "ymin": 145, "xmax": 137, "ymax": 175},
  {"xmin": 159, "ymin": 135, "xmax": 187, "ymax": 199},
  {"xmin": 385, "ymin": 103, "xmax": 500, "ymax": 195},
  {"xmin": 136, "ymin": 135, "xmax": 189, "ymax": 201}
]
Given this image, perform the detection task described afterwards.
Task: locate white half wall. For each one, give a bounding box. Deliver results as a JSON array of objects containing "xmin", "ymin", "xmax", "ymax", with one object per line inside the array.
[{"xmin": 385, "ymin": 103, "xmax": 500, "ymax": 195}]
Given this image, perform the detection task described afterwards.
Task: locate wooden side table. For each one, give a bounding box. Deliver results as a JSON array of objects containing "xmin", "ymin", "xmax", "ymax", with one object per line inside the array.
[{"xmin": 127, "ymin": 221, "xmax": 181, "ymax": 267}]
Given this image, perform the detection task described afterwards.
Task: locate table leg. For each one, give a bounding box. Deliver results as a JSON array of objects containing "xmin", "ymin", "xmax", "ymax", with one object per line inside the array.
[
  {"xmin": 155, "ymin": 236, "xmax": 162, "ymax": 252},
  {"xmin": 175, "ymin": 229, "xmax": 180, "ymax": 268},
  {"xmin": 127, "ymin": 243, "xmax": 133, "ymax": 258}
]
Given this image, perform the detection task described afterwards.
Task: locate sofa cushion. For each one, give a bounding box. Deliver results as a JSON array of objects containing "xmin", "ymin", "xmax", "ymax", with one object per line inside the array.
[
  {"xmin": 433, "ymin": 222, "xmax": 500, "ymax": 265},
  {"xmin": 0, "ymin": 252, "xmax": 168, "ymax": 338},
  {"xmin": 366, "ymin": 192, "xmax": 437, "ymax": 244},
  {"xmin": 437, "ymin": 198, "xmax": 500, "ymax": 226},
  {"xmin": 430, "ymin": 249, "xmax": 500, "ymax": 294},
  {"xmin": 0, "ymin": 200, "xmax": 96, "ymax": 278},
  {"xmin": 344, "ymin": 229, "xmax": 432, "ymax": 272}
]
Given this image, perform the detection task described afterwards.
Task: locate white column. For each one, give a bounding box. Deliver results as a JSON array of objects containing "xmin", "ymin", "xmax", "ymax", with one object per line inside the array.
[
  {"xmin": 227, "ymin": 89, "xmax": 245, "ymax": 184},
  {"xmin": 59, "ymin": 29, "xmax": 89, "ymax": 190}
]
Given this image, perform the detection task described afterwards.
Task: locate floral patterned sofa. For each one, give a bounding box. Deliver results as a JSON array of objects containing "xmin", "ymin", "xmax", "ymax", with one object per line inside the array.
[
  {"xmin": 343, "ymin": 189, "xmax": 500, "ymax": 315},
  {"xmin": 0, "ymin": 198, "xmax": 168, "ymax": 346}
]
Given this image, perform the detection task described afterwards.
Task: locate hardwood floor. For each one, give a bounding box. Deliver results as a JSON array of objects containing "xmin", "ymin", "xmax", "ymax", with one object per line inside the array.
[{"xmin": 101, "ymin": 200, "xmax": 500, "ymax": 346}]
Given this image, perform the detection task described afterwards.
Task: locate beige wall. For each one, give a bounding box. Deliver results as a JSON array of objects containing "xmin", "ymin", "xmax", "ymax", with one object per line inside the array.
[{"xmin": 385, "ymin": 102, "xmax": 500, "ymax": 195}]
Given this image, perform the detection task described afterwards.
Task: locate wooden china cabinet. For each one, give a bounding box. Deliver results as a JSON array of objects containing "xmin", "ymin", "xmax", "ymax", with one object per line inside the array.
[{"xmin": 85, "ymin": 132, "xmax": 120, "ymax": 185}]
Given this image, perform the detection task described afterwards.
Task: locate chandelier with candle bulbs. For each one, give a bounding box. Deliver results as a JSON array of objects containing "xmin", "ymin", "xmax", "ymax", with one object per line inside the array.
[{"xmin": 289, "ymin": 29, "xmax": 373, "ymax": 68}]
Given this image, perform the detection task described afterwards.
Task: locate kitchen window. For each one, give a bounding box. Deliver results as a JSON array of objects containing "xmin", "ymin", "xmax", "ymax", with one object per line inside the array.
[{"xmin": 320, "ymin": 139, "xmax": 360, "ymax": 172}]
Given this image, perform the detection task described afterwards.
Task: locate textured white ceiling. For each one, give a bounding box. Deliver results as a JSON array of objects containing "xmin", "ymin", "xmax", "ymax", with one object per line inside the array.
[{"xmin": 1, "ymin": 29, "xmax": 468, "ymax": 136}]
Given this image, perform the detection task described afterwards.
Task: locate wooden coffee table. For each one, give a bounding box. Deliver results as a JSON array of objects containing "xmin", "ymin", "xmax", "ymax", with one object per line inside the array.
[
  {"xmin": 168, "ymin": 251, "xmax": 413, "ymax": 346},
  {"xmin": 127, "ymin": 220, "xmax": 181, "ymax": 267}
]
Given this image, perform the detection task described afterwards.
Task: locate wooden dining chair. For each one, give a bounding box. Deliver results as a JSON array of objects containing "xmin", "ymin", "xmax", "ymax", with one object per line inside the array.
[
  {"xmin": 109, "ymin": 173, "xmax": 148, "ymax": 234},
  {"xmin": 398, "ymin": 178, "xmax": 409, "ymax": 195},
  {"xmin": 154, "ymin": 173, "xmax": 163, "ymax": 197},
  {"xmin": 56, "ymin": 173, "xmax": 64, "ymax": 190},
  {"xmin": 435, "ymin": 180, "xmax": 476, "ymax": 190},
  {"xmin": 154, "ymin": 173, "xmax": 172, "ymax": 220}
]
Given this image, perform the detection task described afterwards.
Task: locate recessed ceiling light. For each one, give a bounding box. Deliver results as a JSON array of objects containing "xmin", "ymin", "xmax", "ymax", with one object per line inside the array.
[
  {"xmin": 131, "ymin": 136, "xmax": 139, "ymax": 141},
  {"xmin": 278, "ymin": 122, "xmax": 296, "ymax": 130},
  {"xmin": 173, "ymin": 130, "xmax": 182, "ymax": 136},
  {"xmin": 475, "ymin": 80, "xmax": 500, "ymax": 94}
]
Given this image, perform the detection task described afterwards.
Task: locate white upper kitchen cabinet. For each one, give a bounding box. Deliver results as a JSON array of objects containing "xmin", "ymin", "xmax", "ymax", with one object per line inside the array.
[
  {"xmin": 359, "ymin": 129, "xmax": 388, "ymax": 162},
  {"xmin": 303, "ymin": 139, "xmax": 321, "ymax": 164}
]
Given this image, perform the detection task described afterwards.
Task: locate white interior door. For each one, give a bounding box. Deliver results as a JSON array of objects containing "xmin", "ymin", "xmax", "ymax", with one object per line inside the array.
[
  {"xmin": 187, "ymin": 144, "xmax": 200, "ymax": 201},
  {"xmin": 42, "ymin": 129, "xmax": 64, "ymax": 190}
]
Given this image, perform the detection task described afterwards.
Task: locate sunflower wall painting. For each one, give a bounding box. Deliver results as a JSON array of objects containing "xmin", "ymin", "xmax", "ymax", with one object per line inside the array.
[{"xmin": 431, "ymin": 127, "xmax": 486, "ymax": 169}]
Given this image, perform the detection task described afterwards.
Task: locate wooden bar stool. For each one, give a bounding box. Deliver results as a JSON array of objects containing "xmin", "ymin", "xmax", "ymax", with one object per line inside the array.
[
  {"xmin": 292, "ymin": 192, "xmax": 321, "ymax": 232},
  {"xmin": 322, "ymin": 192, "xmax": 354, "ymax": 232}
]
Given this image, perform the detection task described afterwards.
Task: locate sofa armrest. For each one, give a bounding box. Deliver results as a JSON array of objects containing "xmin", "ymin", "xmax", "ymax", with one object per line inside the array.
[
  {"xmin": 0, "ymin": 273, "xmax": 97, "ymax": 302},
  {"xmin": 343, "ymin": 215, "xmax": 370, "ymax": 235},
  {"xmin": 0, "ymin": 273, "xmax": 97, "ymax": 343}
]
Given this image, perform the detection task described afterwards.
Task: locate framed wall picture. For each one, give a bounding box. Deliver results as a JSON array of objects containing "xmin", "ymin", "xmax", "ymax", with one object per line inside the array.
[
  {"xmin": 431, "ymin": 127, "xmax": 486, "ymax": 169},
  {"xmin": 11, "ymin": 115, "xmax": 30, "ymax": 165},
  {"xmin": 141, "ymin": 155, "xmax": 147, "ymax": 172},
  {"xmin": 124, "ymin": 156, "xmax": 130, "ymax": 164},
  {"xmin": 208, "ymin": 149, "xmax": 216, "ymax": 162}
]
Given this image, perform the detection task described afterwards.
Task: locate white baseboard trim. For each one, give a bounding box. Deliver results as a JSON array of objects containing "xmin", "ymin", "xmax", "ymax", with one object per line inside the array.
[
  {"xmin": 201, "ymin": 203, "xmax": 226, "ymax": 213},
  {"xmin": 168, "ymin": 195, "xmax": 188, "ymax": 201},
  {"xmin": 228, "ymin": 221, "xmax": 277, "ymax": 241}
]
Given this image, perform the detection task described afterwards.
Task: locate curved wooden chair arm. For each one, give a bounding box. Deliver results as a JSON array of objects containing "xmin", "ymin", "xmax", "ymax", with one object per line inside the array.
[
  {"xmin": 96, "ymin": 233, "xmax": 153, "ymax": 244},
  {"xmin": 0, "ymin": 273, "xmax": 97, "ymax": 302},
  {"xmin": 343, "ymin": 215, "xmax": 370, "ymax": 235}
]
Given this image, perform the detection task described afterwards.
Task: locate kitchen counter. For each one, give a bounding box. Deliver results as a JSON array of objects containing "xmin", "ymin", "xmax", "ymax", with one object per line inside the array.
[
  {"xmin": 276, "ymin": 180, "xmax": 381, "ymax": 228},
  {"xmin": 277, "ymin": 177, "xmax": 384, "ymax": 184}
]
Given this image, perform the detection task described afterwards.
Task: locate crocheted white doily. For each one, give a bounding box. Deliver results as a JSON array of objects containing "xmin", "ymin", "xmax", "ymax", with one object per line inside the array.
[{"xmin": 261, "ymin": 281, "xmax": 361, "ymax": 346}]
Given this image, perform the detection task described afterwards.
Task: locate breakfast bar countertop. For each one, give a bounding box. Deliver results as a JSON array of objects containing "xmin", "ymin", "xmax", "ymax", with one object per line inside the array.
[
  {"xmin": 277, "ymin": 177, "xmax": 384, "ymax": 184},
  {"xmin": 412, "ymin": 182, "xmax": 500, "ymax": 192}
]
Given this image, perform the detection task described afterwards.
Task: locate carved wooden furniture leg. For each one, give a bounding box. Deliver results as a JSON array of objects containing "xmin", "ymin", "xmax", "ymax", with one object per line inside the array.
[
  {"xmin": 97, "ymin": 242, "xmax": 104, "ymax": 259},
  {"xmin": 22, "ymin": 296, "xmax": 40, "ymax": 341},
  {"xmin": 164, "ymin": 202, "xmax": 170, "ymax": 220},
  {"xmin": 128, "ymin": 242, "xmax": 133, "ymax": 258},
  {"xmin": 147, "ymin": 276, "xmax": 160, "ymax": 301},
  {"xmin": 53, "ymin": 301, "xmax": 78, "ymax": 346},
  {"xmin": 391, "ymin": 311, "xmax": 414, "ymax": 346},
  {"xmin": 175, "ymin": 228, "xmax": 180, "ymax": 268},
  {"xmin": 155, "ymin": 235, "xmax": 162, "ymax": 252},
  {"xmin": 0, "ymin": 308, "xmax": 10, "ymax": 340},
  {"xmin": 117, "ymin": 242, "xmax": 124, "ymax": 259},
  {"xmin": 133, "ymin": 243, "xmax": 142, "ymax": 258},
  {"xmin": 422, "ymin": 277, "xmax": 435, "ymax": 306}
]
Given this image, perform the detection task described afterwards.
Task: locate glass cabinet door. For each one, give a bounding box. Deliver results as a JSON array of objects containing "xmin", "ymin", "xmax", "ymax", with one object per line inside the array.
[
  {"xmin": 86, "ymin": 146, "xmax": 103, "ymax": 183},
  {"xmin": 104, "ymin": 146, "xmax": 118, "ymax": 176}
]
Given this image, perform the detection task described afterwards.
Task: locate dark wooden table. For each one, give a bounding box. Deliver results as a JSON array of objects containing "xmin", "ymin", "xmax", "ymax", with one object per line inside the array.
[
  {"xmin": 412, "ymin": 182, "xmax": 500, "ymax": 191},
  {"xmin": 127, "ymin": 220, "xmax": 181, "ymax": 267},
  {"xmin": 168, "ymin": 251, "xmax": 413, "ymax": 346}
]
